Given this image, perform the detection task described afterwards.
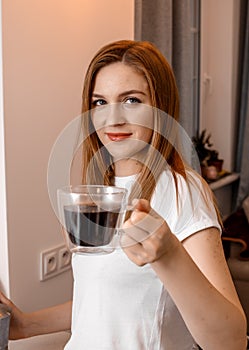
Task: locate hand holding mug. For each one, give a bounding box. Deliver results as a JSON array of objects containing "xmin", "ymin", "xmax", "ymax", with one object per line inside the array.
[{"xmin": 121, "ymin": 199, "xmax": 173, "ymax": 266}]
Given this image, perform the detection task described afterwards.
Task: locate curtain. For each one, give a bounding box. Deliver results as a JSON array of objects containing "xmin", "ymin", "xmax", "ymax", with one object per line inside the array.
[
  {"xmin": 135, "ymin": 0, "xmax": 200, "ymax": 138},
  {"xmin": 235, "ymin": 0, "xmax": 249, "ymax": 207}
]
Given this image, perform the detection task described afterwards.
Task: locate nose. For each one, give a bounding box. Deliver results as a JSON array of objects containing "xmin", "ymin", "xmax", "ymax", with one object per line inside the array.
[
  {"xmin": 107, "ymin": 103, "xmax": 126, "ymax": 126},
  {"xmin": 91, "ymin": 103, "xmax": 127, "ymax": 132}
]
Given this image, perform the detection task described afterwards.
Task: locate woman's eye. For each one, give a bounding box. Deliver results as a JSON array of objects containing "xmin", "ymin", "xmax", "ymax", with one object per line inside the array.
[
  {"xmin": 125, "ymin": 97, "xmax": 141, "ymax": 104},
  {"xmin": 92, "ymin": 99, "xmax": 106, "ymax": 107}
]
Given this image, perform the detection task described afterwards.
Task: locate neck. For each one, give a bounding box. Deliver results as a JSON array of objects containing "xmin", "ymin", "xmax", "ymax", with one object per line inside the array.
[{"xmin": 114, "ymin": 159, "xmax": 142, "ymax": 177}]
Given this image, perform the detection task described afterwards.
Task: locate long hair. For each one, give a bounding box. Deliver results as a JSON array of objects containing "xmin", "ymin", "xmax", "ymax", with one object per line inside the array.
[
  {"xmin": 80, "ymin": 41, "xmax": 184, "ymax": 196},
  {"xmin": 79, "ymin": 40, "xmax": 221, "ymax": 223}
]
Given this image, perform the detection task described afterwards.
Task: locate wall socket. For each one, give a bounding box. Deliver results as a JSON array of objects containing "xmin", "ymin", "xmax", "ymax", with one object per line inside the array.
[{"xmin": 40, "ymin": 244, "xmax": 71, "ymax": 281}]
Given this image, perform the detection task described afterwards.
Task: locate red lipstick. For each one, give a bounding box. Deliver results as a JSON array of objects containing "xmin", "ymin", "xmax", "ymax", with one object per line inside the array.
[{"xmin": 106, "ymin": 133, "xmax": 132, "ymax": 141}]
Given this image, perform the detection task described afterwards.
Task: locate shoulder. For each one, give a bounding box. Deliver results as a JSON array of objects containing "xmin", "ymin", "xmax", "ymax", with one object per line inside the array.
[
  {"xmin": 152, "ymin": 168, "xmax": 221, "ymax": 241},
  {"xmin": 154, "ymin": 167, "xmax": 205, "ymax": 200}
]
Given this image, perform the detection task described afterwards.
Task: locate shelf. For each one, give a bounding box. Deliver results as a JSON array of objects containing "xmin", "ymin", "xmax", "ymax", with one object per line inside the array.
[{"xmin": 209, "ymin": 173, "xmax": 240, "ymax": 191}]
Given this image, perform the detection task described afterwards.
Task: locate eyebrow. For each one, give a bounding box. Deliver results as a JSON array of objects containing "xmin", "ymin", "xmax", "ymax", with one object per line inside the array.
[{"xmin": 92, "ymin": 90, "xmax": 147, "ymax": 99}]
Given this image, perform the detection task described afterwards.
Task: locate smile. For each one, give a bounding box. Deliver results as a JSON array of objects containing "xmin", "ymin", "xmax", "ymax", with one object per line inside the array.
[{"xmin": 106, "ymin": 133, "xmax": 132, "ymax": 141}]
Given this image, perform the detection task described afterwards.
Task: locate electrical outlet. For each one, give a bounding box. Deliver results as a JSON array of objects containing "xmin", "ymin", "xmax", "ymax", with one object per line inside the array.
[
  {"xmin": 40, "ymin": 244, "xmax": 72, "ymax": 281},
  {"xmin": 58, "ymin": 246, "xmax": 71, "ymax": 271},
  {"xmin": 44, "ymin": 251, "xmax": 57, "ymax": 275},
  {"xmin": 40, "ymin": 247, "xmax": 58, "ymax": 281}
]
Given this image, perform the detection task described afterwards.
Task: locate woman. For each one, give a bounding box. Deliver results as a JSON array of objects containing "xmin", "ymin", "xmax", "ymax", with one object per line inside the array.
[{"xmin": 0, "ymin": 40, "xmax": 247, "ymax": 349}]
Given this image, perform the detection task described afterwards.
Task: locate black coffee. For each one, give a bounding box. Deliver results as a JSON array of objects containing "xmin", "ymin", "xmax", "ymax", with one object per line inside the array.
[{"xmin": 64, "ymin": 205, "xmax": 120, "ymax": 247}]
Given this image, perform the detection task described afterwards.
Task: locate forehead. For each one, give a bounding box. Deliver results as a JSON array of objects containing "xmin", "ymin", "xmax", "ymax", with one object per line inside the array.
[{"xmin": 93, "ymin": 62, "xmax": 148, "ymax": 92}]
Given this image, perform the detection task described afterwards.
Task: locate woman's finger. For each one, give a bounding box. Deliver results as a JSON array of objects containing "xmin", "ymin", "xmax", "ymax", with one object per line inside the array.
[
  {"xmin": 123, "ymin": 243, "xmax": 150, "ymax": 266},
  {"xmin": 120, "ymin": 225, "xmax": 148, "ymax": 247},
  {"xmin": 130, "ymin": 211, "xmax": 164, "ymax": 235},
  {"xmin": 0, "ymin": 291, "xmax": 12, "ymax": 313}
]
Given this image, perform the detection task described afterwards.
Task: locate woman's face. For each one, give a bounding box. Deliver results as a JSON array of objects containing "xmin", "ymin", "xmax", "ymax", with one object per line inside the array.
[{"xmin": 90, "ymin": 62, "xmax": 154, "ymax": 173}]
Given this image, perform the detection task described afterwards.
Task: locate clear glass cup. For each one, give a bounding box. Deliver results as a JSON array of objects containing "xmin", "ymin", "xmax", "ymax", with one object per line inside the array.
[{"xmin": 57, "ymin": 185, "xmax": 128, "ymax": 254}]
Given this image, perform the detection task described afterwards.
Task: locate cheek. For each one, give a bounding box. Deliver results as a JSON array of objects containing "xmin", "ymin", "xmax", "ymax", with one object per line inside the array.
[
  {"xmin": 124, "ymin": 107, "xmax": 154, "ymax": 132},
  {"xmin": 91, "ymin": 106, "xmax": 109, "ymax": 132},
  {"xmin": 95, "ymin": 128, "xmax": 105, "ymax": 144},
  {"xmin": 138, "ymin": 127, "xmax": 153, "ymax": 144}
]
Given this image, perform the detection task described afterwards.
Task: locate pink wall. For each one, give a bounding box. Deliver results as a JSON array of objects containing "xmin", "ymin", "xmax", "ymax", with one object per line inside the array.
[
  {"xmin": 1, "ymin": 0, "xmax": 134, "ymax": 312},
  {"xmin": 200, "ymin": 0, "xmax": 240, "ymax": 171}
]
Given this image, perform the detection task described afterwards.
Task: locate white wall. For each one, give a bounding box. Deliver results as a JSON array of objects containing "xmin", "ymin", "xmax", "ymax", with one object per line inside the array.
[
  {"xmin": 200, "ymin": 0, "xmax": 240, "ymax": 171},
  {"xmin": 1, "ymin": 0, "xmax": 134, "ymax": 312}
]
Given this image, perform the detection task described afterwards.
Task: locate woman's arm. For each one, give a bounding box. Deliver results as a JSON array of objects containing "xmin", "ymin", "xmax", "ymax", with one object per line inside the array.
[
  {"xmin": 122, "ymin": 199, "xmax": 247, "ymax": 350},
  {"xmin": 0, "ymin": 292, "xmax": 72, "ymax": 340},
  {"xmin": 152, "ymin": 229, "xmax": 246, "ymax": 350}
]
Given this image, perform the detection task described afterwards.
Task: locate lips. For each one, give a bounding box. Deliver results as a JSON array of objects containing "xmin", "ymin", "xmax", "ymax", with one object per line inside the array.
[{"xmin": 106, "ymin": 133, "xmax": 132, "ymax": 141}]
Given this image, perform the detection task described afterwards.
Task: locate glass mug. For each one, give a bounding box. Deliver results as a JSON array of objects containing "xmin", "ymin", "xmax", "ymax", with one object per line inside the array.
[{"xmin": 57, "ymin": 185, "xmax": 128, "ymax": 254}]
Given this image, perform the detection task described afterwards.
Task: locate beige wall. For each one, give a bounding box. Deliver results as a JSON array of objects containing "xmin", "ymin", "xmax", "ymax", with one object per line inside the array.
[
  {"xmin": 1, "ymin": 0, "xmax": 134, "ymax": 312},
  {"xmin": 0, "ymin": 0, "xmax": 9, "ymax": 297},
  {"xmin": 200, "ymin": 0, "xmax": 240, "ymax": 171}
]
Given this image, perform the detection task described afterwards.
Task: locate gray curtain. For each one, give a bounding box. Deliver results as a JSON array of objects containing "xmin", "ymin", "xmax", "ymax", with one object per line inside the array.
[
  {"xmin": 235, "ymin": 0, "xmax": 249, "ymax": 207},
  {"xmin": 135, "ymin": 0, "xmax": 200, "ymax": 138}
]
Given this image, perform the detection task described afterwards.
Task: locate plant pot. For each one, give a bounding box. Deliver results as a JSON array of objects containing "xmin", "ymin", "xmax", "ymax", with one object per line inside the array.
[
  {"xmin": 201, "ymin": 165, "xmax": 208, "ymax": 178},
  {"xmin": 206, "ymin": 165, "xmax": 218, "ymax": 180},
  {"xmin": 207, "ymin": 159, "xmax": 223, "ymax": 173}
]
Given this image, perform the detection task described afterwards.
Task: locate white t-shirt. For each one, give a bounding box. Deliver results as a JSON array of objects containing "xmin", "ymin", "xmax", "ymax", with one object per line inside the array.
[{"xmin": 64, "ymin": 170, "xmax": 220, "ymax": 350}]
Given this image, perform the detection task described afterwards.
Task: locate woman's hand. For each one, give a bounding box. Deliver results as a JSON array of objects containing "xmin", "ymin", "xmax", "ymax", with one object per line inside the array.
[
  {"xmin": 121, "ymin": 199, "xmax": 176, "ymax": 266},
  {"xmin": 0, "ymin": 291, "xmax": 72, "ymax": 339},
  {"xmin": 0, "ymin": 291, "xmax": 28, "ymax": 340}
]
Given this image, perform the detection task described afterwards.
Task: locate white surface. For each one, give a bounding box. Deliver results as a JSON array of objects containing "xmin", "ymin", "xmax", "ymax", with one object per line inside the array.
[
  {"xmin": 210, "ymin": 173, "xmax": 240, "ymax": 218},
  {"xmin": 209, "ymin": 173, "xmax": 240, "ymax": 191},
  {"xmin": 9, "ymin": 332, "xmax": 71, "ymax": 350}
]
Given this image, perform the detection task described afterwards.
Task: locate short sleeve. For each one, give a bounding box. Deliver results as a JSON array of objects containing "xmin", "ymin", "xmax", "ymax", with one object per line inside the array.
[{"xmin": 151, "ymin": 170, "xmax": 221, "ymax": 242}]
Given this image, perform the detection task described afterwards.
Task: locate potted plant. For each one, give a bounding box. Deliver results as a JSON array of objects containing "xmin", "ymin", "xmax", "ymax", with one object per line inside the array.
[
  {"xmin": 192, "ymin": 129, "xmax": 213, "ymax": 166},
  {"xmin": 192, "ymin": 129, "xmax": 223, "ymax": 178},
  {"xmin": 207, "ymin": 149, "xmax": 224, "ymax": 172}
]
